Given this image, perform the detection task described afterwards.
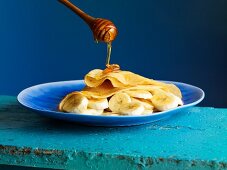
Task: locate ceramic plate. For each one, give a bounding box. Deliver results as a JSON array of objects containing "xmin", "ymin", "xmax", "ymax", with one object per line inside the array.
[{"xmin": 17, "ymin": 80, "xmax": 204, "ymax": 126}]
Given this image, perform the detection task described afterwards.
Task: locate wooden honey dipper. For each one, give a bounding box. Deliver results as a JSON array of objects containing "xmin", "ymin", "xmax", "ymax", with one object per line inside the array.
[{"xmin": 58, "ymin": 0, "xmax": 118, "ymax": 43}]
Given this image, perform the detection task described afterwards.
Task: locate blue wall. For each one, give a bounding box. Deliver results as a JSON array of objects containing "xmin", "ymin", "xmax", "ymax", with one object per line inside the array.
[{"xmin": 0, "ymin": 0, "xmax": 226, "ymax": 107}]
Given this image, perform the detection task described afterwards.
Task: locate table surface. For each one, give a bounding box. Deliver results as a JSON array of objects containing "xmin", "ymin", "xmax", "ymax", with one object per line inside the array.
[{"xmin": 0, "ymin": 95, "xmax": 226, "ymax": 170}]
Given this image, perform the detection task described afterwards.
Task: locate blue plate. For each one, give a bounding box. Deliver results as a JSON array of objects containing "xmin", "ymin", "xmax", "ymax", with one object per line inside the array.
[{"xmin": 17, "ymin": 80, "xmax": 204, "ymax": 126}]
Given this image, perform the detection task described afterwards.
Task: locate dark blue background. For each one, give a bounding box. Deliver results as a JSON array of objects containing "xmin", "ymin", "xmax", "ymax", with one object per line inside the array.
[{"xmin": 0, "ymin": 0, "xmax": 226, "ymax": 107}]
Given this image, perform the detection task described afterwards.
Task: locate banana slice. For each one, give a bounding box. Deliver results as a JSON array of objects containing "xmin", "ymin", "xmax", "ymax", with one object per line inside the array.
[
  {"xmin": 102, "ymin": 112, "xmax": 121, "ymax": 116},
  {"xmin": 88, "ymin": 98, "xmax": 108, "ymax": 110},
  {"xmin": 59, "ymin": 93, "xmax": 104, "ymax": 115},
  {"xmin": 84, "ymin": 109, "xmax": 104, "ymax": 115},
  {"xmin": 151, "ymin": 90, "xmax": 181, "ymax": 111},
  {"xmin": 143, "ymin": 109, "xmax": 154, "ymax": 114},
  {"xmin": 59, "ymin": 93, "xmax": 89, "ymax": 113},
  {"xmin": 132, "ymin": 98, "xmax": 154, "ymax": 110},
  {"xmin": 125, "ymin": 90, "xmax": 152, "ymax": 99},
  {"xmin": 131, "ymin": 98, "xmax": 153, "ymax": 115},
  {"xmin": 176, "ymin": 96, "xmax": 184, "ymax": 106},
  {"xmin": 119, "ymin": 101, "xmax": 145, "ymax": 115},
  {"xmin": 162, "ymin": 84, "xmax": 182, "ymax": 98},
  {"xmin": 109, "ymin": 92, "xmax": 145, "ymax": 115},
  {"xmin": 109, "ymin": 92, "xmax": 132, "ymax": 112}
]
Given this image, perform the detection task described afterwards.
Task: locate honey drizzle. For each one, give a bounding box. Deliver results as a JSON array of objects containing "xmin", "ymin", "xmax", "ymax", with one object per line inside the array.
[
  {"xmin": 103, "ymin": 42, "xmax": 120, "ymax": 74},
  {"xmin": 106, "ymin": 42, "xmax": 112, "ymax": 67}
]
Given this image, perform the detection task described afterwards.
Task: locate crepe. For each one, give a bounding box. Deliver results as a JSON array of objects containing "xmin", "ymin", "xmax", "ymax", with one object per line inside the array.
[
  {"xmin": 84, "ymin": 69, "xmax": 182, "ymax": 98},
  {"xmin": 59, "ymin": 68, "xmax": 183, "ymax": 115}
]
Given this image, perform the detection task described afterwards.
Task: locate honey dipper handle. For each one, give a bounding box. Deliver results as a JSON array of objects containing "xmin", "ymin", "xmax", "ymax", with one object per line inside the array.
[{"xmin": 58, "ymin": 0, "xmax": 95, "ymax": 26}]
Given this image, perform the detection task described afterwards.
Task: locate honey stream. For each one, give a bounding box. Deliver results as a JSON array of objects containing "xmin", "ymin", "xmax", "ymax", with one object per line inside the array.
[{"xmin": 106, "ymin": 42, "xmax": 112, "ymax": 67}]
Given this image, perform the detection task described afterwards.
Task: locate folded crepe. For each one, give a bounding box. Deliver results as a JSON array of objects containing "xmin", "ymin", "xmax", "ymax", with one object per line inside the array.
[
  {"xmin": 83, "ymin": 69, "xmax": 182, "ymax": 98},
  {"xmin": 59, "ymin": 68, "xmax": 183, "ymax": 115}
]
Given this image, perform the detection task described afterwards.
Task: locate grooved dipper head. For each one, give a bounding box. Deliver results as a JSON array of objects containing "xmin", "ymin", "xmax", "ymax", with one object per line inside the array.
[{"xmin": 91, "ymin": 18, "xmax": 118, "ymax": 43}]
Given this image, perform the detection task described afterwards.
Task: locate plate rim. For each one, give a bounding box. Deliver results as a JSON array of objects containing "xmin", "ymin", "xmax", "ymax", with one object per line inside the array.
[{"xmin": 17, "ymin": 80, "xmax": 205, "ymax": 118}]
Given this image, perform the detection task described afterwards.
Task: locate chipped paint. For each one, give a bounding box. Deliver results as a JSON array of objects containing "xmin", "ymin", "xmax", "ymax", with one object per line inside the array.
[{"xmin": 0, "ymin": 144, "xmax": 227, "ymax": 169}]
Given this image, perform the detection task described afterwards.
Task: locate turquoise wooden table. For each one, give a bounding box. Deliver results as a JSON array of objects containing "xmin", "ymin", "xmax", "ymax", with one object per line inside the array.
[{"xmin": 0, "ymin": 96, "xmax": 226, "ymax": 170}]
